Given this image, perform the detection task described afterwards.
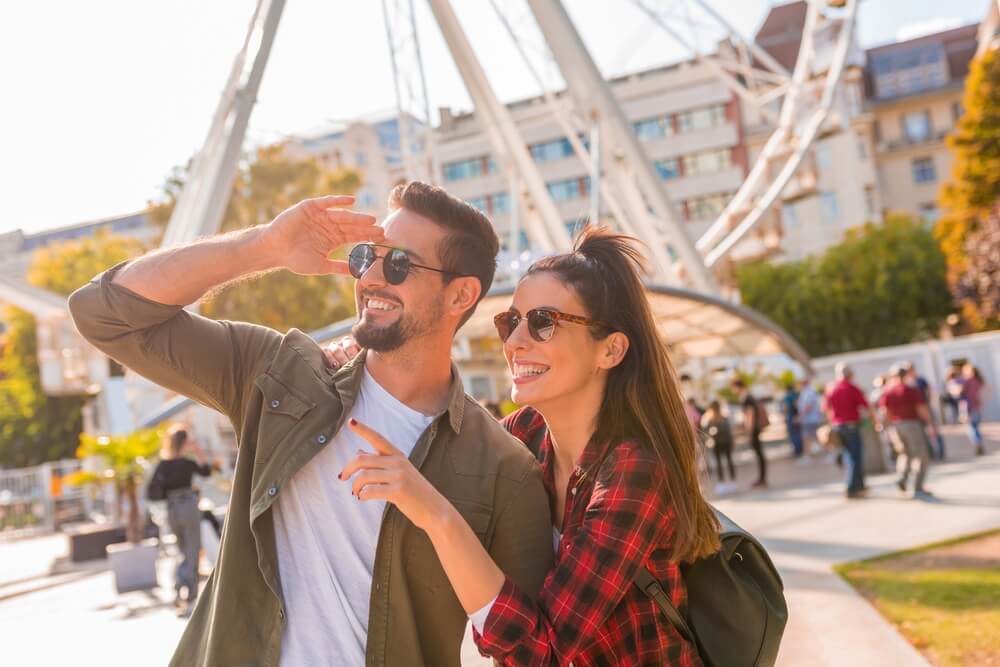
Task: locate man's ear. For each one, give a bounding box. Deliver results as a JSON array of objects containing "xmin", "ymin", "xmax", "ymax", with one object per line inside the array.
[
  {"xmin": 448, "ymin": 275, "xmax": 481, "ymax": 318},
  {"xmin": 598, "ymin": 332, "xmax": 629, "ymax": 370}
]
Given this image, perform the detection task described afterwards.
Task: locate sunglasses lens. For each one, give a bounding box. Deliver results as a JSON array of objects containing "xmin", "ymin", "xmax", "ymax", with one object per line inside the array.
[
  {"xmin": 348, "ymin": 245, "xmax": 374, "ymax": 279},
  {"xmin": 527, "ymin": 310, "xmax": 556, "ymax": 342},
  {"xmin": 384, "ymin": 249, "xmax": 411, "ymax": 285},
  {"xmin": 494, "ymin": 312, "xmax": 518, "ymax": 342}
]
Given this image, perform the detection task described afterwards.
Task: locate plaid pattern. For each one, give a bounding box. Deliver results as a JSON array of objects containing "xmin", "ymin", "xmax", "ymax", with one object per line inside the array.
[{"xmin": 474, "ymin": 407, "xmax": 702, "ymax": 667}]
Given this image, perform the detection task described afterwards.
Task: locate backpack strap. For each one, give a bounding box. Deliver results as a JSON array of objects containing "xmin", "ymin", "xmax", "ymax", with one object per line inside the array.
[{"xmin": 633, "ymin": 567, "xmax": 694, "ymax": 644}]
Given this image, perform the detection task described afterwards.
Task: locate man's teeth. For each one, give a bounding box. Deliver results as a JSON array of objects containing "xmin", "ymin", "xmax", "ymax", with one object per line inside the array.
[
  {"xmin": 514, "ymin": 364, "xmax": 548, "ymax": 378},
  {"xmin": 367, "ymin": 298, "xmax": 397, "ymax": 311}
]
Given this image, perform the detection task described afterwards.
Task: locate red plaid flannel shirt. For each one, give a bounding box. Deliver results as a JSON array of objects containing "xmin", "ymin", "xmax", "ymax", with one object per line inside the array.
[{"xmin": 474, "ymin": 407, "xmax": 702, "ymax": 667}]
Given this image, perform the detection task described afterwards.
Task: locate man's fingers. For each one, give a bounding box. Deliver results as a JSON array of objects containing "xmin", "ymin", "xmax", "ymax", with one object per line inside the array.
[
  {"xmin": 310, "ymin": 194, "xmax": 356, "ymax": 209},
  {"xmin": 322, "ymin": 208, "xmax": 378, "ymax": 227},
  {"xmin": 347, "ymin": 419, "xmax": 402, "ymax": 456}
]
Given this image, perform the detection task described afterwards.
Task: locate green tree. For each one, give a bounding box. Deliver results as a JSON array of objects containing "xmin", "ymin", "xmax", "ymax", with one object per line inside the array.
[
  {"xmin": 937, "ymin": 48, "xmax": 1000, "ymax": 329},
  {"xmin": 737, "ymin": 214, "xmax": 953, "ymax": 357},
  {"xmin": 0, "ymin": 232, "xmax": 145, "ymax": 467},
  {"xmin": 955, "ymin": 201, "xmax": 1000, "ymax": 329},
  {"xmin": 148, "ymin": 145, "xmax": 363, "ymax": 331}
]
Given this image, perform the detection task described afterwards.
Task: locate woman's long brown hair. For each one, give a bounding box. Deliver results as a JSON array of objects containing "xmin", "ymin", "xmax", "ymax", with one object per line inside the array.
[{"xmin": 525, "ymin": 226, "xmax": 720, "ymax": 562}]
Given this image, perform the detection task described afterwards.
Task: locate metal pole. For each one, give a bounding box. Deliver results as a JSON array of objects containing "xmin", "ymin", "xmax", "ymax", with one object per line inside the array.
[
  {"xmin": 525, "ymin": 0, "xmax": 717, "ymax": 292},
  {"xmin": 426, "ymin": 0, "xmax": 573, "ymax": 252},
  {"xmin": 589, "ymin": 120, "xmax": 600, "ymax": 225}
]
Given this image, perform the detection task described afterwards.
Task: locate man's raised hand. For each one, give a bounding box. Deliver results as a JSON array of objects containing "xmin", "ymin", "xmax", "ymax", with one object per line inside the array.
[{"xmin": 262, "ymin": 195, "xmax": 385, "ymax": 276}]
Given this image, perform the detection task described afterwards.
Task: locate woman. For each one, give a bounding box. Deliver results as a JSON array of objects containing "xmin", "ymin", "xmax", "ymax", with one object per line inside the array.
[
  {"xmin": 148, "ymin": 426, "xmax": 217, "ymax": 616},
  {"xmin": 961, "ymin": 364, "xmax": 988, "ymax": 456},
  {"xmin": 332, "ymin": 228, "xmax": 719, "ymax": 665},
  {"xmin": 700, "ymin": 400, "xmax": 735, "ymax": 493}
]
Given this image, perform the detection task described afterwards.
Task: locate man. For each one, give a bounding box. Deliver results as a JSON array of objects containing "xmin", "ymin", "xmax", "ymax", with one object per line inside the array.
[
  {"xmin": 732, "ymin": 379, "xmax": 767, "ymax": 488},
  {"xmin": 797, "ymin": 376, "xmax": 824, "ymax": 456},
  {"xmin": 879, "ymin": 364, "xmax": 935, "ymax": 499},
  {"xmin": 902, "ymin": 362, "xmax": 946, "ymax": 460},
  {"xmin": 781, "ymin": 381, "xmax": 804, "ymax": 461},
  {"xmin": 69, "ymin": 182, "xmax": 554, "ymax": 667},
  {"xmin": 823, "ymin": 363, "xmax": 875, "ymax": 499}
]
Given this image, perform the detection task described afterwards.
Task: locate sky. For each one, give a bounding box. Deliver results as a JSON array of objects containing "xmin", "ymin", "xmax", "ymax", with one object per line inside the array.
[{"xmin": 0, "ymin": 0, "xmax": 991, "ymax": 236}]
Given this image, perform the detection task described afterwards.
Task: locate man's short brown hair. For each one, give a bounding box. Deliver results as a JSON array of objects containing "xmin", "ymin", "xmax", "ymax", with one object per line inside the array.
[{"xmin": 388, "ymin": 181, "xmax": 499, "ymax": 327}]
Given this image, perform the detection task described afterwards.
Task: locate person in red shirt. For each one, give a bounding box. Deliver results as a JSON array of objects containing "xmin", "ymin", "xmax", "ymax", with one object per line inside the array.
[
  {"xmin": 823, "ymin": 363, "xmax": 875, "ymax": 498},
  {"xmin": 337, "ymin": 228, "xmax": 719, "ymax": 666},
  {"xmin": 878, "ymin": 364, "xmax": 935, "ymax": 498}
]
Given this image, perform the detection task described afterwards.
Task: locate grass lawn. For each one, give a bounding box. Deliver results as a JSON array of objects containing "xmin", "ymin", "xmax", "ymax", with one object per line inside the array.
[{"xmin": 836, "ymin": 529, "xmax": 1000, "ymax": 667}]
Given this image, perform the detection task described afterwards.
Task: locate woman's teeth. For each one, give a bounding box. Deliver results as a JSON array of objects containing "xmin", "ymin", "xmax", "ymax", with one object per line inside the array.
[{"xmin": 514, "ymin": 363, "xmax": 548, "ymax": 378}]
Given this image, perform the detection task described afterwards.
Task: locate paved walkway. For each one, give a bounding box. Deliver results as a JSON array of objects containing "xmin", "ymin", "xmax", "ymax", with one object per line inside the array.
[{"xmin": 0, "ymin": 424, "xmax": 996, "ymax": 666}]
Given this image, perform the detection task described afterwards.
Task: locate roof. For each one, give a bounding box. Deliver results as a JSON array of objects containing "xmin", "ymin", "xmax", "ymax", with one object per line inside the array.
[{"xmin": 754, "ymin": 0, "xmax": 809, "ymax": 72}]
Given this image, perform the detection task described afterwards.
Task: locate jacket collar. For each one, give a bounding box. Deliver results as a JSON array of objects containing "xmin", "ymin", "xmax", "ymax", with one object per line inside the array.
[{"xmin": 332, "ymin": 349, "xmax": 466, "ymax": 434}]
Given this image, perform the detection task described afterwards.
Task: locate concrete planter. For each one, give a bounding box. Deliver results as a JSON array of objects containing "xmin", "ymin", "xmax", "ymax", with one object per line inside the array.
[{"xmin": 106, "ymin": 538, "xmax": 159, "ymax": 593}]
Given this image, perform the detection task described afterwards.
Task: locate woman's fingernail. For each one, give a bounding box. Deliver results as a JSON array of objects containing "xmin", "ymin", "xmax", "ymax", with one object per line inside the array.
[
  {"xmin": 349, "ymin": 418, "xmax": 357, "ymax": 426},
  {"xmin": 337, "ymin": 472, "xmax": 343, "ymax": 480}
]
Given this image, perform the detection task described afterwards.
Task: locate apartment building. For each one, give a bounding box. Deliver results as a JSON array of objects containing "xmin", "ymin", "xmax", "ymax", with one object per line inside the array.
[{"xmin": 866, "ymin": 24, "xmax": 979, "ymax": 224}]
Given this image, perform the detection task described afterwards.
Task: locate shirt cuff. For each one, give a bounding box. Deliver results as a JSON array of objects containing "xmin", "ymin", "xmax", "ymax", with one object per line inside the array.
[{"xmin": 468, "ymin": 593, "xmax": 499, "ymax": 634}]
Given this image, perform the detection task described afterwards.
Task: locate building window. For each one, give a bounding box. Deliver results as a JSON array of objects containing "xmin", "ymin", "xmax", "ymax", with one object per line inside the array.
[
  {"xmin": 870, "ymin": 43, "xmax": 948, "ymax": 99},
  {"xmin": 654, "ymin": 158, "xmax": 680, "ymax": 180},
  {"xmin": 912, "ymin": 157, "xmax": 937, "ymax": 184},
  {"xmin": 443, "ymin": 155, "xmax": 496, "ymax": 181},
  {"xmin": 815, "ymin": 142, "xmax": 833, "ymax": 171},
  {"xmin": 952, "ymin": 101, "xmax": 964, "ymax": 123},
  {"xmin": 902, "ymin": 110, "xmax": 931, "ymax": 143},
  {"xmin": 677, "ymin": 104, "xmax": 726, "ymax": 133},
  {"xmin": 918, "ymin": 203, "xmax": 940, "ymax": 223},
  {"xmin": 634, "ymin": 115, "xmax": 672, "ymax": 140},
  {"xmin": 529, "ymin": 137, "xmax": 574, "ymax": 162},
  {"xmin": 682, "ymin": 148, "xmax": 731, "ymax": 176},
  {"xmin": 546, "ymin": 176, "xmax": 590, "ymax": 202},
  {"xmin": 864, "ymin": 186, "xmax": 876, "ymax": 218},
  {"xmin": 687, "ymin": 192, "xmax": 732, "ymax": 221},
  {"xmin": 502, "ymin": 229, "xmax": 530, "ymax": 253},
  {"xmin": 492, "ymin": 191, "xmax": 511, "ymax": 214},
  {"xmin": 782, "ymin": 203, "xmax": 799, "ymax": 229},
  {"xmin": 358, "ymin": 189, "xmax": 376, "ymax": 209},
  {"xmin": 821, "ymin": 191, "xmax": 840, "ymax": 223},
  {"xmin": 467, "ymin": 196, "xmax": 489, "ymax": 212}
]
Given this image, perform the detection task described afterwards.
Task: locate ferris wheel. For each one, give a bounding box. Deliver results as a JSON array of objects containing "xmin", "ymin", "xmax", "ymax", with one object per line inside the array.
[{"xmin": 382, "ymin": 0, "xmax": 861, "ymax": 292}]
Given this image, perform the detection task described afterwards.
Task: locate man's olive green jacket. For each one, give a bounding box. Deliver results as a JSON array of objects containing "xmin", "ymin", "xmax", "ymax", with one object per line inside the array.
[{"xmin": 68, "ymin": 263, "xmax": 554, "ymax": 667}]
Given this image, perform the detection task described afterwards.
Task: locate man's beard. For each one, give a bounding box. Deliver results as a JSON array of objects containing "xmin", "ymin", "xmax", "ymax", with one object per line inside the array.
[{"xmin": 353, "ymin": 296, "xmax": 444, "ymax": 352}]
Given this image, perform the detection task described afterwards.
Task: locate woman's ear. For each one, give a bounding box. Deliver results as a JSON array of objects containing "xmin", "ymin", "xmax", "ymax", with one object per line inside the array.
[{"xmin": 598, "ymin": 332, "xmax": 629, "ymax": 370}]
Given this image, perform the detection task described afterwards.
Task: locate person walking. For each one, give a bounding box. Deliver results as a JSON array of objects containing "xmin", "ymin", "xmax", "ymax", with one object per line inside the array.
[
  {"xmin": 781, "ymin": 381, "xmax": 804, "ymax": 461},
  {"xmin": 961, "ymin": 364, "xmax": 988, "ymax": 456},
  {"xmin": 878, "ymin": 365, "xmax": 935, "ymax": 499},
  {"xmin": 69, "ymin": 183, "xmax": 553, "ymax": 667},
  {"xmin": 823, "ymin": 363, "xmax": 875, "ymax": 499},
  {"xmin": 798, "ymin": 377, "xmax": 824, "ymax": 456},
  {"xmin": 701, "ymin": 400, "xmax": 737, "ymax": 493},
  {"xmin": 941, "ymin": 368, "xmax": 961, "ymax": 424},
  {"xmin": 733, "ymin": 379, "xmax": 767, "ymax": 488},
  {"xmin": 902, "ymin": 362, "xmax": 946, "ymax": 460},
  {"xmin": 148, "ymin": 426, "xmax": 217, "ymax": 616}
]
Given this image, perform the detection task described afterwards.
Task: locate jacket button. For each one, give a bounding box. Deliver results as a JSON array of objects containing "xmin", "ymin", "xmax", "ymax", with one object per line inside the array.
[
  {"xmin": 268, "ymin": 485, "xmax": 278, "ymax": 497},
  {"xmin": 316, "ymin": 434, "xmax": 327, "ymax": 445},
  {"xmin": 270, "ymin": 399, "xmax": 280, "ymax": 409}
]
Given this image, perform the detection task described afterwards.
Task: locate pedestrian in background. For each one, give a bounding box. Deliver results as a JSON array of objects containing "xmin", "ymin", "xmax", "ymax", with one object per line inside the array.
[
  {"xmin": 701, "ymin": 400, "xmax": 736, "ymax": 493},
  {"xmin": 879, "ymin": 365, "xmax": 935, "ymax": 499},
  {"xmin": 782, "ymin": 381, "xmax": 804, "ymax": 461},
  {"xmin": 798, "ymin": 377, "xmax": 824, "ymax": 456},
  {"xmin": 148, "ymin": 426, "xmax": 218, "ymax": 616},
  {"xmin": 823, "ymin": 363, "xmax": 875, "ymax": 499},
  {"xmin": 903, "ymin": 362, "xmax": 946, "ymax": 460},
  {"xmin": 961, "ymin": 364, "xmax": 988, "ymax": 456},
  {"xmin": 941, "ymin": 368, "xmax": 961, "ymax": 424},
  {"xmin": 733, "ymin": 379, "xmax": 768, "ymax": 488}
]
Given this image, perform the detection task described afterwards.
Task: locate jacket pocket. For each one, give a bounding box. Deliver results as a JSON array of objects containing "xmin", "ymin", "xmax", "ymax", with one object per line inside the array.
[{"xmin": 253, "ymin": 372, "xmax": 316, "ymax": 467}]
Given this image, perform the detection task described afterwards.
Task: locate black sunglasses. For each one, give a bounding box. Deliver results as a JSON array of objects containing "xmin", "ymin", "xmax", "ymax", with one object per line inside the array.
[
  {"xmin": 348, "ymin": 243, "xmax": 467, "ymax": 285},
  {"xmin": 493, "ymin": 308, "xmax": 610, "ymax": 343}
]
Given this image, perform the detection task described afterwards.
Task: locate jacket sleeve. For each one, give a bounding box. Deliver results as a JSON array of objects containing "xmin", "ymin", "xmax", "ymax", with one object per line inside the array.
[
  {"xmin": 486, "ymin": 454, "xmax": 554, "ymax": 605},
  {"xmin": 68, "ymin": 261, "xmax": 283, "ymax": 428}
]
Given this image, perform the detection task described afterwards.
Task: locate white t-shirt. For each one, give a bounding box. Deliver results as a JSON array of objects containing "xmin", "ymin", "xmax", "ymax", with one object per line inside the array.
[{"xmin": 274, "ymin": 366, "xmax": 436, "ymax": 667}]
